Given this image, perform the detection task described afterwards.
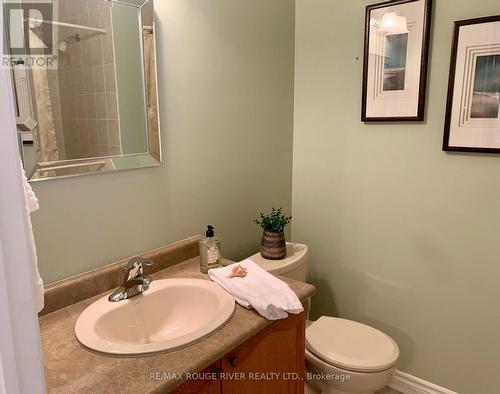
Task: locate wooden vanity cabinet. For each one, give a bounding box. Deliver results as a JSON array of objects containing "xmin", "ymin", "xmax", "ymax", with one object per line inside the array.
[
  {"xmin": 171, "ymin": 361, "xmax": 222, "ymax": 394},
  {"xmin": 172, "ymin": 312, "xmax": 305, "ymax": 394}
]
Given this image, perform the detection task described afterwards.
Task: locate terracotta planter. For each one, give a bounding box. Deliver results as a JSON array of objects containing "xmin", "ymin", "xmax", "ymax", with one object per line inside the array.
[{"xmin": 260, "ymin": 230, "xmax": 286, "ymax": 260}]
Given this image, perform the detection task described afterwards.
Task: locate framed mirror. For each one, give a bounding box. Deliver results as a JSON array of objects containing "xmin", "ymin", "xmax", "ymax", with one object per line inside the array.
[{"xmin": 5, "ymin": 0, "xmax": 161, "ymax": 181}]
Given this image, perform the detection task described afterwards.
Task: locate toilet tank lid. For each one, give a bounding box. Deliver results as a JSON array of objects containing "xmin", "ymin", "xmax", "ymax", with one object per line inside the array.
[
  {"xmin": 248, "ymin": 243, "xmax": 308, "ymax": 275},
  {"xmin": 306, "ymin": 317, "xmax": 399, "ymax": 373}
]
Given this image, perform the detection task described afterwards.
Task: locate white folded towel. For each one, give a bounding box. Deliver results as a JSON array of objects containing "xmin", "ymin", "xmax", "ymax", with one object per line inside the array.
[
  {"xmin": 208, "ymin": 259, "xmax": 304, "ymax": 320},
  {"xmin": 20, "ymin": 165, "xmax": 44, "ymax": 313}
]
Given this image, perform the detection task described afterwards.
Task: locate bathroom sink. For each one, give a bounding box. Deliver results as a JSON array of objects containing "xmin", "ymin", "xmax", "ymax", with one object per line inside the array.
[{"xmin": 75, "ymin": 278, "xmax": 235, "ymax": 356}]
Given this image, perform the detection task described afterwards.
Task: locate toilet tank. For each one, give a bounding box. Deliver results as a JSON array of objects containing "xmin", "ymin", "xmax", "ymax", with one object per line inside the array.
[{"xmin": 249, "ymin": 243, "xmax": 308, "ymax": 282}]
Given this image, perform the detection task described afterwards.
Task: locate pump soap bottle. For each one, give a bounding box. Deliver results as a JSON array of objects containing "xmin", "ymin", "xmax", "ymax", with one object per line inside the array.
[{"xmin": 200, "ymin": 225, "xmax": 222, "ymax": 274}]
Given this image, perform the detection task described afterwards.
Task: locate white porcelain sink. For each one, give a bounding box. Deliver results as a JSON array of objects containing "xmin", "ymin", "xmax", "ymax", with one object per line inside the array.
[{"xmin": 75, "ymin": 278, "xmax": 235, "ymax": 356}]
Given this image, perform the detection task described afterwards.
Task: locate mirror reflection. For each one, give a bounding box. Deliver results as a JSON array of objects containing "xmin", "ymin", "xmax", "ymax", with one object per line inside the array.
[{"xmin": 10, "ymin": 0, "xmax": 161, "ymax": 180}]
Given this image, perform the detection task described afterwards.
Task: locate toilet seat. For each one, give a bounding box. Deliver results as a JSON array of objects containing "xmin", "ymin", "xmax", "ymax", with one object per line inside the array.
[{"xmin": 305, "ymin": 316, "xmax": 399, "ymax": 373}]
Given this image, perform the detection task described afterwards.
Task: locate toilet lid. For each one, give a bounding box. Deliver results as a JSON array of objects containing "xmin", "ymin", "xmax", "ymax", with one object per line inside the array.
[{"xmin": 305, "ymin": 317, "xmax": 399, "ymax": 372}]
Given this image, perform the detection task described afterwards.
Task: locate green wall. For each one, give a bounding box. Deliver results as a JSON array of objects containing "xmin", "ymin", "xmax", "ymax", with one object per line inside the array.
[
  {"xmin": 293, "ymin": 1, "xmax": 500, "ymax": 393},
  {"xmin": 31, "ymin": 0, "xmax": 295, "ymax": 283}
]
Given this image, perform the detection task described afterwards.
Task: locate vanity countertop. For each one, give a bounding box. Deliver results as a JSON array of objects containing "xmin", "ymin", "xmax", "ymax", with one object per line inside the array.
[{"xmin": 39, "ymin": 257, "xmax": 316, "ymax": 394}]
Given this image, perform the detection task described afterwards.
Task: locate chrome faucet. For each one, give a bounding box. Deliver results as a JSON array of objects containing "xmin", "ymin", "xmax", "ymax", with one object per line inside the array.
[{"xmin": 108, "ymin": 257, "xmax": 154, "ymax": 302}]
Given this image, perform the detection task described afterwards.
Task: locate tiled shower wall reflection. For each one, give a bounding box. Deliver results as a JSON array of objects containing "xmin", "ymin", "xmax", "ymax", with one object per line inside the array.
[{"xmin": 54, "ymin": 0, "xmax": 121, "ymax": 159}]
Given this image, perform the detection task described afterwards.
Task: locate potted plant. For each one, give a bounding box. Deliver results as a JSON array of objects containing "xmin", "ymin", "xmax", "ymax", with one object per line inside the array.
[{"xmin": 254, "ymin": 207, "xmax": 292, "ymax": 260}]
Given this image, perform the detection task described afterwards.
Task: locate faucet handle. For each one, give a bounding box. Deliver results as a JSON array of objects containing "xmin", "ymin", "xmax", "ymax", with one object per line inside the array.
[
  {"xmin": 125, "ymin": 257, "xmax": 154, "ymax": 269},
  {"xmin": 123, "ymin": 257, "xmax": 154, "ymax": 280}
]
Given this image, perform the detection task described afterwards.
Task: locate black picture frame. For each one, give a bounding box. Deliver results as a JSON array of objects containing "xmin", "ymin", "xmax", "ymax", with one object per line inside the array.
[
  {"xmin": 361, "ymin": 0, "xmax": 432, "ymax": 122},
  {"xmin": 443, "ymin": 15, "xmax": 500, "ymax": 154}
]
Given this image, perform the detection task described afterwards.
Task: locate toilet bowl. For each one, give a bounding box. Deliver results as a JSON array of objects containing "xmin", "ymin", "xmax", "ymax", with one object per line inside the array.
[
  {"xmin": 304, "ymin": 316, "xmax": 398, "ymax": 394},
  {"xmin": 304, "ymin": 347, "xmax": 397, "ymax": 394},
  {"xmin": 249, "ymin": 243, "xmax": 400, "ymax": 394}
]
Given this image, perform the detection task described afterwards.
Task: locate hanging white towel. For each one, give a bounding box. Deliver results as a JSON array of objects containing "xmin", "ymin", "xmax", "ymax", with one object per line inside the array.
[
  {"xmin": 208, "ymin": 259, "xmax": 303, "ymax": 320},
  {"xmin": 20, "ymin": 164, "xmax": 44, "ymax": 312}
]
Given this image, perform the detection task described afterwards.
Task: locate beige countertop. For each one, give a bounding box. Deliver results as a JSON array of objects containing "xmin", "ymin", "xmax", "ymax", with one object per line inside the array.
[{"xmin": 39, "ymin": 257, "xmax": 316, "ymax": 394}]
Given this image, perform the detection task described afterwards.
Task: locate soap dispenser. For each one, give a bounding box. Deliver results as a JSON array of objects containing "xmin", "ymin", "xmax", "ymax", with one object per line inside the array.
[{"xmin": 200, "ymin": 225, "xmax": 222, "ymax": 273}]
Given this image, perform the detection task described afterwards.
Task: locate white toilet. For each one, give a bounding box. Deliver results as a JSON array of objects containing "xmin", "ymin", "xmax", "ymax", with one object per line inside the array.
[{"xmin": 249, "ymin": 243, "xmax": 399, "ymax": 394}]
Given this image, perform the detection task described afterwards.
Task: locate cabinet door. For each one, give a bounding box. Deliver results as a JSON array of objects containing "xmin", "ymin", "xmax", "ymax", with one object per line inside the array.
[
  {"xmin": 171, "ymin": 361, "xmax": 222, "ymax": 394},
  {"xmin": 221, "ymin": 312, "xmax": 305, "ymax": 394}
]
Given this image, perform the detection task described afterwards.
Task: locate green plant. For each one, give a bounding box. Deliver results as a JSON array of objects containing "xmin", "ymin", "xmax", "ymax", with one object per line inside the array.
[{"xmin": 254, "ymin": 207, "xmax": 292, "ymax": 233}]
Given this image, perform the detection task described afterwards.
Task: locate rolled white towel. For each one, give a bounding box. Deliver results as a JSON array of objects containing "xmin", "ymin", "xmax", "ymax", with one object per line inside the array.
[{"xmin": 208, "ymin": 259, "xmax": 303, "ymax": 320}]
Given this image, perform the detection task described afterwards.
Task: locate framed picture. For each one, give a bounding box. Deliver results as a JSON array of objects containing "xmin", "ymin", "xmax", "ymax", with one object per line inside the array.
[
  {"xmin": 361, "ymin": 0, "xmax": 432, "ymax": 121},
  {"xmin": 443, "ymin": 16, "xmax": 500, "ymax": 153}
]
